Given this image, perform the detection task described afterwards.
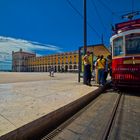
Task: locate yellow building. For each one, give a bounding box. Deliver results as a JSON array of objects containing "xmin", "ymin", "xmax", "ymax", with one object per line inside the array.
[
  {"xmin": 12, "ymin": 49, "xmax": 78, "ymax": 72},
  {"xmin": 80, "ymin": 44, "xmax": 111, "ymax": 58},
  {"xmin": 26, "ymin": 51, "xmax": 78, "ymax": 72},
  {"xmin": 12, "ymin": 44, "xmax": 110, "ymax": 72}
]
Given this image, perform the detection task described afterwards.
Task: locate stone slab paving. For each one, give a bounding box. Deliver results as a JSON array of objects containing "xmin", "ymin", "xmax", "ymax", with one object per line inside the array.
[
  {"xmin": 51, "ymin": 91, "xmax": 140, "ymax": 140},
  {"xmin": 0, "ymin": 72, "xmax": 97, "ymax": 137},
  {"xmin": 51, "ymin": 92, "xmax": 118, "ymax": 140},
  {"xmin": 108, "ymin": 93, "xmax": 140, "ymax": 140}
]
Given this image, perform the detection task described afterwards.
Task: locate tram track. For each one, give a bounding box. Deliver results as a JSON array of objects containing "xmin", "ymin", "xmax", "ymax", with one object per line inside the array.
[
  {"xmin": 41, "ymin": 89, "xmax": 140, "ymax": 140},
  {"xmin": 41, "ymin": 90, "xmax": 120, "ymax": 140},
  {"xmin": 41, "ymin": 92, "xmax": 108, "ymax": 140},
  {"xmin": 108, "ymin": 90, "xmax": 140, "ymax": 140},
  {"xmin": 102, "ymin": 91, "xmax": 123, "ymax": 140}
]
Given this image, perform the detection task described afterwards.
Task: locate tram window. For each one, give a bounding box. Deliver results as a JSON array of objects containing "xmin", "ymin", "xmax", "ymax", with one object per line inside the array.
[
  {"xmin": 113, "ymin": 37, "xmax": 123, "ymax": 56},
  {"xmin": 126, "ymin": 33, "xmax": 140, "ymax": 54}
]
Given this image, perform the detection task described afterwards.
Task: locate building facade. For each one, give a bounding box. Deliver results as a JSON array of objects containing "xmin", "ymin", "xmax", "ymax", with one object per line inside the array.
[
  {"xmin": 12, "ymin": 49, "xmax": 78, "ymax": 72},
  {"xmin": 12, "ymin": 49, "xmax": 36, "ymax": 72},
  {"xmin": 12, "ymin": 44, "xmax": 110, "ymax": 72}
]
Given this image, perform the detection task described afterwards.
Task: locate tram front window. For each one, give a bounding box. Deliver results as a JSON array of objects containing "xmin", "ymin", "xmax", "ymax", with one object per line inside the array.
[
  {"xmin": 126, "ymin": 33, "xmax": 140, "ymax": 54},
  {"xmin": 113, "ymin": 37, "xmax": 123, "ymax": 56}
]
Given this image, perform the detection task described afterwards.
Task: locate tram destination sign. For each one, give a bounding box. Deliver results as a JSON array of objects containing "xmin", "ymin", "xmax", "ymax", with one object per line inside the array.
[{"xmin": 115, "ymin": 18, "xmax": 140, "ymax": 31}]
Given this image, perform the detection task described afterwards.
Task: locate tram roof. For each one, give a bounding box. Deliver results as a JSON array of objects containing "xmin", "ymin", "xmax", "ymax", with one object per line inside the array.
[{"xmin": 114, "ymin": 18, "xmax": 140, "ymax": 33}]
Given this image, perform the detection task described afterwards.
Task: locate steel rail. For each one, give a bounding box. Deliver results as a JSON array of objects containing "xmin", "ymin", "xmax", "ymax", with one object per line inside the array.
[{"xmin": 101, "ymin": 91, "xmax": 122, "ymax": 140}]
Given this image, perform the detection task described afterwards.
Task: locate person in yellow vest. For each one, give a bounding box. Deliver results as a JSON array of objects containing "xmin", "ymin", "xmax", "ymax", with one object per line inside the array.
[
  {"xmin": 83, "ymin": 51, "xmax": 92, "ymax": 86},
  {"xmin": 96, "ymin": 55, "xmax": 106, "ymax": 86}
]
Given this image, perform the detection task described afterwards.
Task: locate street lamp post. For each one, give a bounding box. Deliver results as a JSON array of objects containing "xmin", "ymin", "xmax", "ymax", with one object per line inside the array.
[
  {"xmin": 84, "ymin": 0, "xmax": 87, "ymax": 55},
  {"xmin": 83, "ymin": 0, "xmax": 87, "ymax": 84}
]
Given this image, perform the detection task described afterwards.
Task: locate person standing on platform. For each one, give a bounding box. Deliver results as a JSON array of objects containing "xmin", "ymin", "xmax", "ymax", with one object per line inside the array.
[
  {"xmin": 94, "ymin": 55, "xmax": 100, "ymax": 84},
  {"xmin": 97, "ymin": 55, "xmax": 106, "ymax": 86},
  {"xmin": 83, "ymin": 51, "xmax": 92, "ymax": 86},
  {"xmin": 104, "ymin": 57, "xmax": 108, "ymax": 83},
  {"xmin": 104, "ymin": 55, "xmax": 112, "ymax": 83},
  {"xmin": 108, "ymin": 55, "xmax": 112, "ymax": 78}
]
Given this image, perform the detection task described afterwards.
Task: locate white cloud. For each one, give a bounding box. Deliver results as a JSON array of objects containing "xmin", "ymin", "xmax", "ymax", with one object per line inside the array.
[{"xmin": 0, "ymin": 36, "xmax": 63, "ymax": 70}]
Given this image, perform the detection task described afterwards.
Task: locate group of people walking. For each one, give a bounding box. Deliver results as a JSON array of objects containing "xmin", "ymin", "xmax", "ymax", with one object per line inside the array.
[{"xmin": 83, "ymin": 51, "xmax": 112, "ymax": 86}]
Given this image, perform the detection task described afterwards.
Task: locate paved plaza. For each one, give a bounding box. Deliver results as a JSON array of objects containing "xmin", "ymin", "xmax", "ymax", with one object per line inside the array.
[{"xmin": 0, "ymin": 72, "xmax": 97, "ymax": 137}]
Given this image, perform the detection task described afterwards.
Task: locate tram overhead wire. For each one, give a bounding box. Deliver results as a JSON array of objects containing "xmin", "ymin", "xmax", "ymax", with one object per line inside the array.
[
  {"xmin": 90, "ymin": 0, "xmax": 107, "ymax": 33},
  {"xmin": 66, "ymin": 0, "xmax": 101, "ymax": 39}
]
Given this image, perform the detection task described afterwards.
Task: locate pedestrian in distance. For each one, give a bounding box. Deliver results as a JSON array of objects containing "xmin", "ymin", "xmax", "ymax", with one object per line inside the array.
[{"xmin": 51, "ymin": 67, "xmax": 54, "ymax": 77}]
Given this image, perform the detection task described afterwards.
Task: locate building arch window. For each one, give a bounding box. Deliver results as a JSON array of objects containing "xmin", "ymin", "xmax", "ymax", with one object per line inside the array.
[
  {"xmin": 65, "ymin": 65, "xmax": 68, "ymax": 72},
  {"xmin": 58, "ymin": 65, "xmax": 60, "ymax": 72},
  {"xmin": 69, "ymin": 65, "xmax": 72, "ymax": 69},
  {"xmin": 74, "ymin": 65, "xmax": 77, "ymax": 69}
]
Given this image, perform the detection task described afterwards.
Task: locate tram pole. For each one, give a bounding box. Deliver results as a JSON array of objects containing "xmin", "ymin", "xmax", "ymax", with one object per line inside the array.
[{"xmin": 83, "ymin": 0, "xmax": 87, "ymax": 84}]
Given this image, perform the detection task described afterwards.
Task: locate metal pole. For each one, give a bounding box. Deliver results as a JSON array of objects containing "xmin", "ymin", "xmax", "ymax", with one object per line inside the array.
[
  {"xmin": 83, "ymin": 0, "xmax": 87, "ymax": 84},
  {"xmin": 84, "ymin": 0, "xmax": 87, "ymax": 55},
  {"xmin": 78, "ymin": 47, "xmax": 81, "ymax": 82}
]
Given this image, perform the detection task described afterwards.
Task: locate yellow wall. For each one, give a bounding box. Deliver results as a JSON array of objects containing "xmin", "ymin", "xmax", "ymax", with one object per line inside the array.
[{"xmin": 26, "ymin": 52, "xmax": 78, "ymax": 66}]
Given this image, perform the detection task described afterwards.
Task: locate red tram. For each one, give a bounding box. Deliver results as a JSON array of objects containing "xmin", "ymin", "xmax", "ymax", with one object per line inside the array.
[{"xmin": 110, "ymin": 18, "xmax": 140, "ymax": 88}]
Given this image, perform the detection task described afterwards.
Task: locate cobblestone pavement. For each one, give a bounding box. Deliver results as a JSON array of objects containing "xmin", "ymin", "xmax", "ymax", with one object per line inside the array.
[{"xmin": 48, "ymin": 91, "xmax": 140, "ymax": 140}]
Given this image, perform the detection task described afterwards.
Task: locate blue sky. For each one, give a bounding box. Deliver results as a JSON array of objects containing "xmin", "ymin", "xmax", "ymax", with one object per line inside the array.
[{"xmin": 0, "ymin": 0, "xmax": 140, "ymax": 70}]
